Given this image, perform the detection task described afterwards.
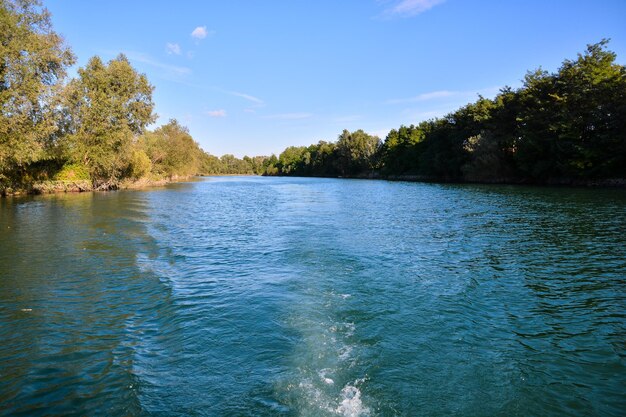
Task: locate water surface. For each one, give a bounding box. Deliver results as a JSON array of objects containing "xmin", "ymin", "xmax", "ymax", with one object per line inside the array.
[{"xmin": 1, "ymin": 177, "xmax": 625, "ymax": 416}]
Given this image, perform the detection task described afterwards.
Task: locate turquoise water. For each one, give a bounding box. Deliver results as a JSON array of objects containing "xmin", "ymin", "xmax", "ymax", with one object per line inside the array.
[{"xmin": 1, "ymin": 176, "xmax": 625, "ymax": 416}]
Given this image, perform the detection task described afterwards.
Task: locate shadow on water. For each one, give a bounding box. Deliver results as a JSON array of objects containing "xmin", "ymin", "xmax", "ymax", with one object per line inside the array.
[{"xmin": 0, "ymin": 191, "xmax": 181, "ymax": 417}]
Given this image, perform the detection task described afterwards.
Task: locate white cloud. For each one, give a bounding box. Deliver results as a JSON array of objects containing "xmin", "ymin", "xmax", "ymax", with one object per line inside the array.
[
  {"xmin": 262, "ymin": 113, "xmax": 313, "ymax": 120},
  {"xmin": 191, "ymin": 26, "xmax": 214, "ymax": 40},
  {"xmin": 124, "ymin": 51, "xmax": 191, "ymax": 76},
  {"xmin": 206, "ymin": 109, "xmax": 227, "ymax": 117},
  {"xmin": 382, "ymin": 0, "xmax": 445, "ymax": 18},
  {"xmin": 386, "ymin": 90, "xmax": 456, "ymax": 104},
  {"xmin": 229, "ymin": 91, "xmax": 264, "ymax": 105},
  {"xmin": 386, "ymin": 87, "xmax": 501, "ymax": 105},
  {"xmin": 166, "ymin": 42, "xmax": 181, "ymax": 55}
]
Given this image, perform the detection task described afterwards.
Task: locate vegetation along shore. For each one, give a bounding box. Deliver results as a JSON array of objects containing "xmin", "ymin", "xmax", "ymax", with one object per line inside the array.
[{"xmin": 1, "ymin": 0, "xmax": 625, "ymax": 196}]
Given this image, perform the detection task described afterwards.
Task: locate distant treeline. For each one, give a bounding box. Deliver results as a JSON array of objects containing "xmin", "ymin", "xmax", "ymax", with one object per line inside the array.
[
  {"xmin": 0, "ymin": 0, "xmax": 263, "ymax": 195},
  {"xmin": 264, "ymin": 40, "xmax": 626, "ymax": 184}
]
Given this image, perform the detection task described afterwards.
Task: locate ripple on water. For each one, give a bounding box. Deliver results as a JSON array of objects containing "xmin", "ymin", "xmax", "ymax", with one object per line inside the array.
[{"xmin": 1, "ymin": 178, "xmax": 625, "ymax": 416}]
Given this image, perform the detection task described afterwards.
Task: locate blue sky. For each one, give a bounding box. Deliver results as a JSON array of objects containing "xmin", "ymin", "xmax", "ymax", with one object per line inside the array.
[{"xmin": 46, "ymin": 0, "xmax": 626, "ymax": 157}]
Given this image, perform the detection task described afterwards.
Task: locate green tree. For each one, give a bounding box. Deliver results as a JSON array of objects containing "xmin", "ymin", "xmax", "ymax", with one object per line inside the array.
[
  {"xmin": 219, "ymin": 154, "xmax": 253, "ymax": 174},
  {"xmin": 278, "ymin": 146, "xmax": 309, "ymax": 175},
  {"xmin": 244, "ymin": 155, "xmax": 269, "ymax": 175},
  {"xmin": 61, "ymin": 54, "xmax": 155, "ymax": 186},
  {"xmin": 307, "ymin": 140, "xmax": 337, "ymax": 176},
  {"xmin": 140, "ymin": 119, "xmax": 205, "ymax": 177},
  {"xmin": 549, "ymin": 39, "xmax": 626, "ymax": 178},
  {"xmin": 379, "ymin": 125, "xmax": 424, "ymax": 174},
  {"xmin": 335, "ymin": 129, "xmax": 381, "ymax": 175},
  {"xmin": 262, "ymin": 154, "xmax": 279, "ymax": 175},
  {"xmin": 0, "ymin": 0, "xmax": 74, "ymax": 180},
  {"xmin": 514, "ymin": 40, "xmax": 626, "ymax": 179}
]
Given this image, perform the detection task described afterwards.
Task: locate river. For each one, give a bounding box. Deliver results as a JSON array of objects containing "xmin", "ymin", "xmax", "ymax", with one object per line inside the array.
[{"xmin": 1, "ymin": 176, "xmax": 625, "ymax": 416}]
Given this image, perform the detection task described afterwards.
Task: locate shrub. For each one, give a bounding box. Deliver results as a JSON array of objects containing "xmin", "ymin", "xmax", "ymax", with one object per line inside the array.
[{"xmin": 53, "ymin": 163, "xmax": 91, "ymax": 182}]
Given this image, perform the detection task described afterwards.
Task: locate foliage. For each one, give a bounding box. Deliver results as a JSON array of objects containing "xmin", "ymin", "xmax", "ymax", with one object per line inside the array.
[
  {"xmin": 0, "ymin": 1, "xmax": 266, "ymax": 194},
  {"xmin": 513, "ymin": 39, "xmax": 626, "ymax": 179},
  {"xmin": 1, "ymin": 1, "xmax": 624, "ymax": 194},
  {"xmin": 127, "ymin": 149, "xmax": 151, "ymax": 179},
  {"xmin": 53, "ymin": 162, "xmax": 90, "ymax": 181},
  {"xmin": 270, "ymin": 40, "xmax": 626, "ymax": 184},
  {"xmin": 0, "ymin": 0, "xmax": 74, "ymax": 175},
  {"xmin": 335, "ymin": 129, "xmax": 381, "ymax": 175},
  {"xmin": 61, "ymin": 54, "xmax": 155, "ymax": 185},
  {"xmin": 140, "ymin": 119, "xmax": 199, "ymax": 177},
  {"xmin": 264, "ymin": 131, "xmax": 381, "ymax": 177}
]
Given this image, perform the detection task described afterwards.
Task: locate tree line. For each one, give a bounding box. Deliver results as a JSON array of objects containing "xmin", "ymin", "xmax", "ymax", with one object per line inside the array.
[
  {"xmin": 264, "ymin": 40, "xmax": 626, "ymax": 184},
  {"xmin": 3, "ymin": 0, "xmax": 624, "ymax": 194},
  {"xmin": 1, "ymin": 0, "xmax": 261, "ymax": 195}
]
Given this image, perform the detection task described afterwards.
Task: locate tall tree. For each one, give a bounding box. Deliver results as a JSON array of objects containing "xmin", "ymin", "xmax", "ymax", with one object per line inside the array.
[
  {"xmin": 61, "ymin": 54, "xmax": 155, "ymax": 185},
  {"xmin": 0, "ymin": 0, "xmax": 74, "ymax": 178},
  {"xmin": 515, "ymin": 40, "xmax": 626, "ymax": 179}
]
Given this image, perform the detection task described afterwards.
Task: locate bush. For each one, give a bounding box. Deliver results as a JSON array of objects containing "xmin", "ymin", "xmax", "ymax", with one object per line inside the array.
[
  {"xmin": 128, "ymin": 149, "xmax": 152, "ymax": 179},
  {"xmin": 53, "ymin": 163, "xmax": 91, "ymax": 182}
]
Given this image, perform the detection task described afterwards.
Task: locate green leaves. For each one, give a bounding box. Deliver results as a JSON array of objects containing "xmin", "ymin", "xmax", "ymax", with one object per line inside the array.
[
  {"xmin": 0, "ymin": 0, "xmax": 74, "ymax": 172},
  {"xmin": 377, "ymin": 40, "xmax": 626, "ymax": 182},
  {"xmin": 514, "ymin": 39, "xmax": 626, "ymax": 179},
  {"xmin": 269, "ymin": 40, "xmax": 625, "ymax": 184},
  {"xmin": 61, "ymin": 55, "xmax": 155, "ymax": 184},
  {"xmin": 336, "ymin": 129, "xmax": 381, "ymax": 175},
  {"xmin": 0, "ymin": 1, "xmax": 230, "ymax": 193}
]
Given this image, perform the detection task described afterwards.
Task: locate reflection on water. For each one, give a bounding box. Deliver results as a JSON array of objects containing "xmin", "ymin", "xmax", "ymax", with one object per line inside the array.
[
  {"xmin": 1, "ymin": 179, "xmax": 625, "ymax": 416},
  {"xmin": 0, "ymin": 192, "xmax": 177, "ymax": 416}
]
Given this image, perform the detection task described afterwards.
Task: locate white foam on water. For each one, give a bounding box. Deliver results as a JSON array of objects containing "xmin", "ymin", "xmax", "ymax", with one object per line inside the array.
[
  {"xmin": 298, "ymin": 380, "xmax": 336, "ymax": 414},
  {"xmin": 283, "ymin": 283, "xmax": 372, "ymax": 416},
  {"xmin": 338, "ymin": 345, "xmax": 353, "ymax": 361},
  {"xmin": 318, "ymin": 369, "xmax": 335, "ymax": 385},
  {"xmin": 336, "ymin": 384, "xmax": 370, "ymax": 417},
  {"xmin": 297, "ymin": 378, "xmax": 370, "ymax": 417}
]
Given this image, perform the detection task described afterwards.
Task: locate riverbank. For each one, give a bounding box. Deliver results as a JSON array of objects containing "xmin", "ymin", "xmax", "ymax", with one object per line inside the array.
[
  {"xmin": 0, "ymin": 175, "xmax": 194, "ymax": 197},
  {"xmin": 5, "ymin": 173, "xmax": 625, "ymax": 197},
  {"xmin": 381, "ymin": 174, "xmax": 626, "ymax": 188},
  {"xmin": 267, "ymin": 172, "xmax": 626, "ymax": 188}
]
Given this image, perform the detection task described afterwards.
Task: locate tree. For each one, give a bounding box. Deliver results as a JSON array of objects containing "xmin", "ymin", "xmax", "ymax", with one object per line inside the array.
[
  {"xmin": 550, "ymin": 39, "xmax": 626, "ymax": 178},
  {"xmin": 278, "ymin": 146, "xmax": 309, "ymax": 175},
  {"xmin": 244, "ymin": 155, "xmax": 269, "ymax": 175},
  {"xmin": 262, "ymin": 154, "xmax": 279, "ymax": 175},
  {"xmin": 140, "ymin": 119, "xmax": 205, "ymax": 177},
  {"xmin": 335, "ymin": 129, "xmax": 381, "ymax": 175},
  {"xmin": 61, "ymin": 54, "xmax": 155, "ymax": 185},
  {"xmin": 0, "ymin": 0, "xmax": 74, "ymax": 178},
  {"xmin": 379, "ymin": 125, "xmax": 424, "ymax": 174},
  {"xmin": 307, "ymin": 140, "xmax": 337, "ymax": 176},
  {"xmin": 514, "ymin": 40, "xmax": 626, "ymax": 179}
]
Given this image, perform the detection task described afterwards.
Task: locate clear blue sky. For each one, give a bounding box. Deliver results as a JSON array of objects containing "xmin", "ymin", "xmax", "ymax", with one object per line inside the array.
[{"xmin": 46, "ymin": 0, "xmax": 626, "ymax": 157}]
